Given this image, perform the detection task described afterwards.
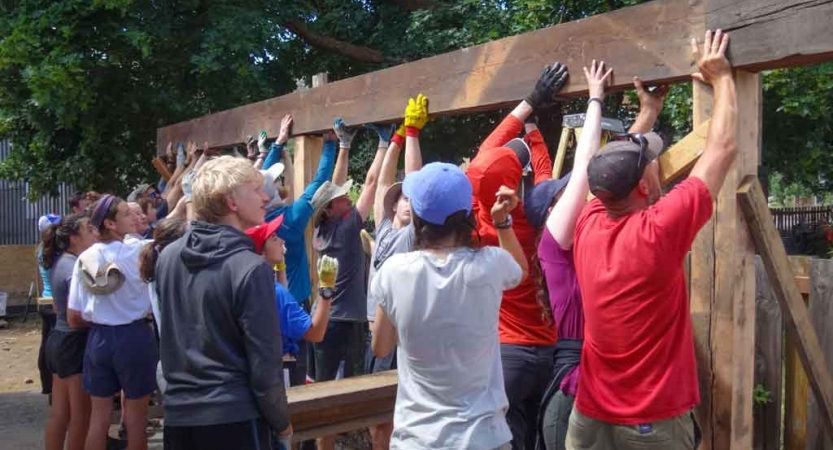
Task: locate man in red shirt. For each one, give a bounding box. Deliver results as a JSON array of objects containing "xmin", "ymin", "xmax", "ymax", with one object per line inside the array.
[
  {"xmin": 568, "ymin": 30, "xmax": 737, "ymax": 449},
  {"xmin": 466, "ymin": 62, "xmax": 568, "ymax": 449}
]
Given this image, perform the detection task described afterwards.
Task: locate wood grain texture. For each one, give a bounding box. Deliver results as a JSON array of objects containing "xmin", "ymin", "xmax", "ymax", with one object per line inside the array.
[
  {"xmin": 157, "ymin": 0, "xmax": 833, "ymax": 153},
  {"xmin": 807, "ymin": 259, "xmax": 833, "ymax": 450},
  {"xmin": 659, "ymin": 119, "xmax": 709, "ymax": 186},
  {"xmin": 785, "ymin": 258, "xmax": 811, "ymax": 450},
  {"xmin": 728, "ymin": 70, "xmax": 760, "ymax": 450},
  {"xmin": 753, "ymin": 257, "xmax": 783, "ymax": 450},
  {"xmin": 737, "ymin": 176, "xmax": 833, "ymax": 443}
]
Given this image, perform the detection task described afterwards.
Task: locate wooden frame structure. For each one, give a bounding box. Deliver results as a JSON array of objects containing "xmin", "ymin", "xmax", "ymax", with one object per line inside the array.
[{"xmin": 157, "ymin": 0, "xmax": 833, "ymax": 447}]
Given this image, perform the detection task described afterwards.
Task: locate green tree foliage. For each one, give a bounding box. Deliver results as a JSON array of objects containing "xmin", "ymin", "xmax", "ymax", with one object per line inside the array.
[{"xmin": 1, "ymin": 0, "xmax": 831, "ymax": 197}]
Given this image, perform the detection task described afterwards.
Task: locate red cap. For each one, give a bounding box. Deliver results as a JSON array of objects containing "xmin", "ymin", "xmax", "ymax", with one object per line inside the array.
[{"xmin": 245, "ymin": 214, "xmax": 285, "ymax": 253}]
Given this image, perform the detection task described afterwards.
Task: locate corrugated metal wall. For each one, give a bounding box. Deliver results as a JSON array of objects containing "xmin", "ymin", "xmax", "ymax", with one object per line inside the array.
[{"xmin": 0, "ymin": 140, "xmax": 73, "ymax": 245}]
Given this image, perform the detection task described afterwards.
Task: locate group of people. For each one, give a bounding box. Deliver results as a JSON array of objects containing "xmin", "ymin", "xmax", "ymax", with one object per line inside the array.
[{"xmin": 34, "ymin": 29, "xmax": 736, "ymax": 450}]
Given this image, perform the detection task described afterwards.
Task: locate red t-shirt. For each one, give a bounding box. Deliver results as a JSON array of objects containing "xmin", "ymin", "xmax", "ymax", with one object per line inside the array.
[{"xmin": 573, "ymin": 177, "xmax": 713, "ymax": 424}]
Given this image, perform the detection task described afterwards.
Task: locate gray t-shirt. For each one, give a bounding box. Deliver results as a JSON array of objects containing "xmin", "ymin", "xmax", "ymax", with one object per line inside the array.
[
  {"xmin": 367, "ymin": 218, "xmax": 415, "ymax": 321},
  {"xmin": 313, "ymin": 207, "xmax": 367, "ymax": 321},
  {"xmin": 50, "ymin": 253, "xmax": 78, "ymax": 332}
]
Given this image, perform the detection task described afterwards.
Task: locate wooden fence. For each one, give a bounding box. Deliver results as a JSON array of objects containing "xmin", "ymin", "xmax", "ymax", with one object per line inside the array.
[
  {"xmin": 754, "ymin": 255, "xmax": 833, "ymax": 449},
  {"xmin": 771, "ymin": 206, "xmax": 833, "ymax": 235}
]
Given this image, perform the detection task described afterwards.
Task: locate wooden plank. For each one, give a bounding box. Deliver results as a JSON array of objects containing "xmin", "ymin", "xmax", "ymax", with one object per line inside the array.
[
  {"xmin": 728, "ymin": 70, "xmax": 760, "ymax": 450},
  {"xmin": 690, "ymin": 79, "xmax": 717, "ymax": 449},
  {"xmin": 737, "ymin": 177, "xmax": 833, "ymax": 442},
  {"xmin": 156, "ymin": 0, "xmax": 833, "ymax": 153},
  {"xmin": 807, "ymin": 259, "xmax": 833, "ymax": 450},
  {"xmin": 293, "ymin": 412, "xmax": 393, "ymax": 442},
  {"xmin": 785, "ymin": 257, "xmax": 811, "ymax": 450},
  {"xmin": 659, "ymin": 119, "xmax": 709, "ymax": 186},
  {"xmin": 552, "ymin": 127, "xmax": 571, "ymax": 179},
  {"xmin": 753, "ymin": 257, "xmax": 783, "ymax": 450},
  {"xmin": 152, "ymin": 157, "xmax": 172, "ymax": 182}
]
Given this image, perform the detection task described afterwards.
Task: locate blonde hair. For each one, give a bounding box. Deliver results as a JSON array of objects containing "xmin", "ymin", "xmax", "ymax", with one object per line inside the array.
[{"xmin": 192, "ymin": 156, "xmax": 263, "ymax": 223}]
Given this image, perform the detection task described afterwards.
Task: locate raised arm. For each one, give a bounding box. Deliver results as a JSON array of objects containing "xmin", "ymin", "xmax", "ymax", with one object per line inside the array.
[
  {"xmin": 478, "ymin": 63, "xmax": 568, "ymax": 154},
  {"xmin": 546, "ymin": 60, "xmax": 612, "ymax": 249},
  {"xmin": 404, "ymin": 93, "xmax": 428, "ymax": 174},
  {"xmin": 332, "ymin": 118, "xmax": 357, "ymax": 186},
  {"xmin": 373, "ymin": 132, "xmax": 402, "ymax": 224},
  {"xmin": 689, "ymin": 29, "xmax": 737, "ymax": 197},
  {"xmin": 356, "ymin": 128, "xmax": 388, "ymax": 221},
  {"xmin": 299, "ymin": 135, "xmax": 337, "ymax": 204},
  {"xmin": 628, "ymin": 78, "xmax": 669, "ymax": 134},
  {"xmin": 262, "ymin": 115, "xmax": 293, "ymax": 171}
]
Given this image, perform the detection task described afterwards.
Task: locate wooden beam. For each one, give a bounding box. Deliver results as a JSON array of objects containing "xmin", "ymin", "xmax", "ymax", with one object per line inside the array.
[
  {"xmin": 157, "ymin": 0, "xmax": 833, "ymax": 153},
  {"xmin": 737, "ymin": 176, "xmax": 833, "ymax": 440},
  {"xmin": 152, "ymin": 157, "xmax": 172, "ymax": 182},
  {"xmin": 729, "ymin": 70, "xmax": 761, "ymax": 450},
  {"xmin": 659, "ymin": 119, "xmax": 709, "ymax": 186}
]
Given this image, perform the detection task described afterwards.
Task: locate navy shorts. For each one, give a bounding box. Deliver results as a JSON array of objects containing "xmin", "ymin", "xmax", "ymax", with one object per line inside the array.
[{"xmin": 83, "ymin": 320, "xmax": 158, "ymax": 399}]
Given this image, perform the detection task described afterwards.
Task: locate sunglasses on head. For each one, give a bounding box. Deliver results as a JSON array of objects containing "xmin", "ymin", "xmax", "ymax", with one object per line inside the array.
[{"xmin": 612, "ymin": 133, "xmax": 650, "ymax": 176}]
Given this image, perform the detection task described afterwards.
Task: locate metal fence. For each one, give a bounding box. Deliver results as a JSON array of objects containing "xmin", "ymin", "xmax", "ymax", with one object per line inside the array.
[{"xmin": 0, "ymin": 140, "xmax": 73, "ymax": 245}]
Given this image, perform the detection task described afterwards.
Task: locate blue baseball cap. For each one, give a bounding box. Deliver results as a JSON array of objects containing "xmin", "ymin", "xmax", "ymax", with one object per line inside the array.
[
  {"xmin": 403, "ymin": 162, "xmax": 472, "ymax": 225},
  {"xmin": 524, "ymin": 173, "xmax": 572, "ymax": 228}
]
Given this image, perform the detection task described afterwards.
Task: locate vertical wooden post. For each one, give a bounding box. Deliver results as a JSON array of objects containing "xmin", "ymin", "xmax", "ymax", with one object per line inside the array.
[
  {"xmin": 785, "ymin": 259, "xmax": 811, "ymax": 450},
  {"xmin": 807, "ymin": 258, "xmax": 833, "ymax": 450},
  {"xmin": 690, "ymin": 71, "xmax": 761, "ymax": 449},
  {"xmin": 753, "ymin": 256, "xmax": 783, "ymax": 450},
  {"xmin": 294, "ymin": 73, "xmax": 327, "ymax": 295}
]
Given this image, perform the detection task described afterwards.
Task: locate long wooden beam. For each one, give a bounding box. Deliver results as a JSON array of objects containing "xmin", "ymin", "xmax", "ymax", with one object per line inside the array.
[
  {"xmin": 737, "ymin": 176, "xmax": 833, "ymax": 439},
  {"xmin": 157, "ymin": 0, "xmax": 833, "ymax": 153}
]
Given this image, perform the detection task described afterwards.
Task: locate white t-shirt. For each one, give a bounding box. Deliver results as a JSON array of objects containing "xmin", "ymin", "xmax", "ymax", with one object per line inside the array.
[
  {"xmin": 68, "ymin": 240, "xmax": 152, "ymax": 325},
  {"xmin": 369, "ymin": 246, "xmax": 522, "ymax": 450}
]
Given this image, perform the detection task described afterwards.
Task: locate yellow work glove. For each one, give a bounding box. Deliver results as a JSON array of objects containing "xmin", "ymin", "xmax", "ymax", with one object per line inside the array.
[
  {"xmin": 317, "ymin": 255, "xmax": 339, "ymax": 289},
  {"xmin": 404, "ymin": 93, "xmax": 429, "ymax": 135}
]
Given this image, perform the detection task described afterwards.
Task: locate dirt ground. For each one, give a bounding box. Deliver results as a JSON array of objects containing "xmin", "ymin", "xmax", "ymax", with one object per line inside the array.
[{"xmin": 0, "ymin": 315, "xmax": 45, "ymax": 393}]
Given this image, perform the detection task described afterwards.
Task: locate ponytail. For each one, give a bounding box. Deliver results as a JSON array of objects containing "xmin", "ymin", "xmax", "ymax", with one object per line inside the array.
[
  {"xmin": 140, "ymin": 217, "xmax": 188, "ymax": 282},
  {"xmin": 41, "ymin": 214, "xmax": 88, "ymax": 269}
]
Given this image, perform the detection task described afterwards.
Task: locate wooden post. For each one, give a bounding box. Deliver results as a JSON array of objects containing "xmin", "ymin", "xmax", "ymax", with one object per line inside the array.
[
  {"xmin": 737, "ymin": 177, "xmax": 833, "ymax": 442},
  {"xmin": 807, "ymin": 259, "xmax": 833, "ymax": 450},
  {"xmin": 690, "ymin": 71, "xmax": 760, "ymax": 450},
  {"xmin": 753, "ymin": 257, "xmax": 783, "ymax": 450},
  {"xmin": 785, "ymin": 259, "xmax": 811, "ymax": 450},
  {"xmin": 294, "ymin": 73, "xmax": 327, "ymax": 295}
]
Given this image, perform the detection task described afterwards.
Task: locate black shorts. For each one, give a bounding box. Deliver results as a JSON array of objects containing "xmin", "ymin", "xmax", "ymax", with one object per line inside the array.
[{"xmin": 45, "ymin": 329, "xmax": 88, "ymax": 379}]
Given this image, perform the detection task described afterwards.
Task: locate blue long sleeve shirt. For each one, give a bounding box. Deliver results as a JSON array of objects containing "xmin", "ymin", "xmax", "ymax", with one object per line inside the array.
[{"xmin": 265, "ymin": 139, "xmax": 337, "ymax": 302}]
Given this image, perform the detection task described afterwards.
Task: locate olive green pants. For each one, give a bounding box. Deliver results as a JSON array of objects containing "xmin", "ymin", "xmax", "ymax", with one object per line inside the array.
[{"xmin": 565, "ymin": 408, "xmax": 699, "ymax": 450}]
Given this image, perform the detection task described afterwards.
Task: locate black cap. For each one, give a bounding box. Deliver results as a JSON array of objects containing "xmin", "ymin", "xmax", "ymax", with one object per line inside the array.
[
  {"xmin": 504, "ymin": 138, "xmax": 532, "ymax": 173},
  {"xmin": 587, "ymin": 132, "xmax": 665, "ymax": 200}
]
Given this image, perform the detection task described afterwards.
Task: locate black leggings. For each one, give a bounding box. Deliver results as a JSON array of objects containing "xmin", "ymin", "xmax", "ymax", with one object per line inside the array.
[{"xmin": 38, "ymin": 310, "xmax": 56, "ymax": 394}]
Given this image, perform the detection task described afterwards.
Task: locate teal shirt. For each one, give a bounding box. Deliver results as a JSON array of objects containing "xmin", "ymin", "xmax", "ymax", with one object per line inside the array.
[{"xmin": 264, "ymin": 139, "xmax": 337, "ymax": 302}]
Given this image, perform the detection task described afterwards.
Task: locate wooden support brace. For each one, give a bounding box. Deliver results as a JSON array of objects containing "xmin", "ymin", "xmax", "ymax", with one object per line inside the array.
[
  {"xmin": 552, "ymin": 126, "xmax": 572, "ymax": 179},
  {"xmin": 659, "ymin": 119, "xmax": 709, "ymax": 186},
  {"xmin": 737, "ymin": 176, "xmax": 833, "ymax": 440},
  {"xmin": 152, "ymin": 157, "xmax": 173, "ymax": 182}
]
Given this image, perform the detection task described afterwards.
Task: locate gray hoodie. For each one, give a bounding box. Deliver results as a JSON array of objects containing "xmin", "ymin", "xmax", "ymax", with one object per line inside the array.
[{"xmin": 155, "ymin": 221, "xmax": 288, "ymax": 431}]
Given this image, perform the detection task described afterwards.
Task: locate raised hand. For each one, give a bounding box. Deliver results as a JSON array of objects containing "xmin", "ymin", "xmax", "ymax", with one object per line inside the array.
[
  {"xmin": 490, "ymin": 185, "xmax": 519, "ymax": 224},
  {"xmin": 525, "ymin": 62, "xmax": 569, "ymax": 110},
  {"xmin": 692, "ymin": 29, "xmax": 732, "ymax": 85},
  {"xmin": 404, "ymin": 93, "xmax": 429, "ymax": 132},
  {"xmin": 246, "ymin": 135, "xmax": 257, "ymax": 159},
  {"xmin": 584, "ymin": 60, "xmax": 613, "ymax": 101},
  {"xmin": 317, "ymin": 255, "xmax": 339, "ymax": 289},
  {"xmin": 633, "ymin": 77, "xmax": 669, "ymax": 114},
  {"xmin": 257, "ymin": 130, "xmax": 268, "ymax": 155},
  {"xmin": 175, "ymin": 142, "xmax": 186, "ymax": 167},
  {"xmin": 277, "ymin": 114, "xmax": 293, "ymax": 145},
  {"xmin": 333, "ymin": 117, "xmax": 358, "ymax": 149},
  {"xmin": 364, "ymin": 123, "xmax": 396, "ymax": 146}
]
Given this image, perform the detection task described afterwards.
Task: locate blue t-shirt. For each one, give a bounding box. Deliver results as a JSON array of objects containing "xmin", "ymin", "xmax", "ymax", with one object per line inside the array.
[
  {"xmin": 37, "ymin": 248, "xmax": 52, "ymax": 298},
  {"xmin": 275, "ymin": 282, "xmax": 312, "ymax": 356}
]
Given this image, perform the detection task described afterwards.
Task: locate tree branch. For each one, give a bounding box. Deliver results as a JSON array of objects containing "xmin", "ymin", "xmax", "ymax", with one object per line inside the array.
[
  {"xmin": 384, "ymin": 0, "xmax": 439, "ymax": 11},
  {"xmin": 284, "ymin": 20, "xmax": 387, "ymax": 64}
]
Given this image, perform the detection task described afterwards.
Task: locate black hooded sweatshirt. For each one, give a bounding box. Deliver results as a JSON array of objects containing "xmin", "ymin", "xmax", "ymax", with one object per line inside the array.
[{"xmin": 155, "ymin": 221, "xmax": 288, "ymax": 431}]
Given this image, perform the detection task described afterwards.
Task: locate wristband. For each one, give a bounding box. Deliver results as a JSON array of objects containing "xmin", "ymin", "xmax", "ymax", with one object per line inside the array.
[
  {"xmin": 588, "ymin": 98, "xmax": 604, "ymax": 108},
  {"xmin": 273, "ymin": 261, "xmax": 286, "ymax": 272},
  {"xmin": 391, "ymin": 134, "xmax": 405, "ymax": 148},
  {"xmin": 493, "ymin": 216, "xmax": 513, "ymax": 229},
  {"xmin": 405, "ymin": 126, "xmax": 420, "ymax": 138}
]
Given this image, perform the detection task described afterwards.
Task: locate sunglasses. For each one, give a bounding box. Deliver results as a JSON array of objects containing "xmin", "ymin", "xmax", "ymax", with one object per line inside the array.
[
  {"xmin": 148, "ymin": 191, "xmax": 159, "ymax": 200},
  {"xmin": 612, "ymin": 133, "xmax": 650, "ymax": 177}
]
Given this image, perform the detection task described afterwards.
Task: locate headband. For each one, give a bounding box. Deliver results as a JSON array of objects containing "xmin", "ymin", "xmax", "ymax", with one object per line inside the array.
[{"xmin": 90, "ymin": 194, "xmax": 117, "ymax": 228}]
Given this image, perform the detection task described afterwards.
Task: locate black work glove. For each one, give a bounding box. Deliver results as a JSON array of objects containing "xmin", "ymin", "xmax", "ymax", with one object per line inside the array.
[{"xmin": 524, "ymin": 62, "xmax": 569, "ymax": 110}]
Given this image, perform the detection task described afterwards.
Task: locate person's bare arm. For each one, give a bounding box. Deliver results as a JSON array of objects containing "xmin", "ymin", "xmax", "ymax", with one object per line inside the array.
[
  {"xmin": 688, "ymin": 29, "xmax": 737, "ymax": 197},
  {"xmin": 403, "ymin": 94, "xmax": 428, "ymax": 174},
  {"xmin": 304, "ymin": 298, "xmax": 331, "ymax": 342},
  {"xmin": 491, "ymin": 186, "xmax": 528, "ymax": 280},
  {"xmin": 281, "ymin": 149, "xmax": 295, "ymax": 203},
  {"xmin": 546, "ymin": 60, "xmax": 612, "ymax": 249},
  {"xmin": 67, "ymin": 309, "xmax": 91, "ymax": 329},
  {"xmin": 628, "ymin": 78, "xmax": 669, "ymax": 135},
  {"xmin": 374, "ymin": 140, "xmax": 402, "ymax": 224},
  {"xmin": 166, "ymin": 196, "xmax": 188, "ymax": 220},
  {"xmin": 332, "ymin": 118, "xmax": 357, "ymax": 186},
  {"xmin": 372, "ymin": 306, "xmax": 398, "ymax": 357},
  {"xmin": 356, "ymin": 144, "xmax": 386, "ymax": 221}
]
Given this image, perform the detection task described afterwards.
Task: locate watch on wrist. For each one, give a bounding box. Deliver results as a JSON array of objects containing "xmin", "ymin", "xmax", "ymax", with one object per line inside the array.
[
  {"xmin": 319, "ymin": 287, "xmax": 335, "ymax": 300},
  {"xmin": 494, "ymin": 215, "xmax": 513, "ymax": 229}
]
